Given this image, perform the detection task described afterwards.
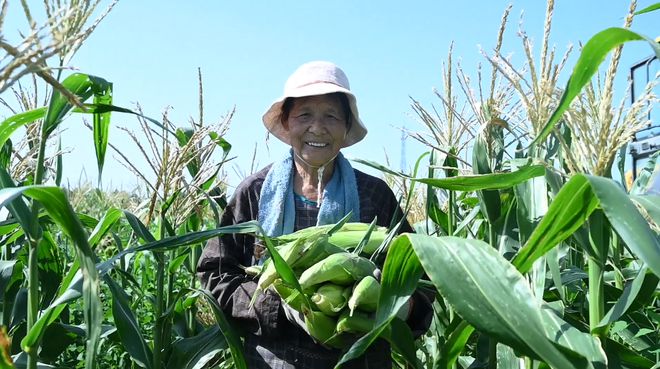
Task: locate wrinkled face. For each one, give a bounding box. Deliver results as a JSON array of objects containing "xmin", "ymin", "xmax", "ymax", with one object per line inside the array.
[{"xmin": 283, "ymin": 94, "xmax": 348, "ymax": 168}]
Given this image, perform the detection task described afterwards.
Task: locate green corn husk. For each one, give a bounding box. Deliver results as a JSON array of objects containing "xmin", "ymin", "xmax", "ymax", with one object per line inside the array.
[
  {"xmin": 348, "ymin": 275, "xmax": 380, "ymax": 314},
  {"xmin": 256, "ymin": 238, "xmax": 304, "ymax": 291},
  {"xmin": 272, "ymin": 278, "xmax": 307, "ymax": 311},
  {"xmin": 328, "ymin": 229, "xmax": 387, "ymax": 255},
  {"xmin": 244, "ymin": 265, "xmax": 263, "ymax": 276},
  {"xmin": 299, "ymin": 252, "xmax": 377, "ymax": 290},
  {"xmin": 290, "ymin": 234, "xmax": 345, "ymax": 270},
  {"xmin": 310, "ymin": 283, "xmax": 350, "ymax": 316},
  {"xmin": 336, "ymin": 310, "xmax": 374, "ymax": 334},
  {"xmin": 302, "ymin": 307, "xmax": 345, "ymax": 349}
]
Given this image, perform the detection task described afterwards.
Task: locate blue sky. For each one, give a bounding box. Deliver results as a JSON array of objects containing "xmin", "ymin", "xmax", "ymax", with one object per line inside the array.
[{"xmin": 2, "ymin": 1, "xmax": 659, "ymax": 191}]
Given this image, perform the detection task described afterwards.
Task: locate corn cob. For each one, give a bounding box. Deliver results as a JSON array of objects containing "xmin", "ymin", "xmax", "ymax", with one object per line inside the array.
[
  {"xmin": 336, "ymin": 310, "xmax": 374, "ymax": 334},
  {"xmin": 299, "ymin": 252, "xmax": 377, "ymax": 290},
  {"xmin": 244, "ymin": 265, "xmax": 263, "ymax": 276},
  {"xmin": 347, "ymin": 275, "xmax": 380, "ymax": 314},
  {"xmin": 310, "ymin": 283, "xmax": 350, "ymax": 316},
  {"xmin": 302, "ymin": 307, "xmax": 345, "ymax": 349}
]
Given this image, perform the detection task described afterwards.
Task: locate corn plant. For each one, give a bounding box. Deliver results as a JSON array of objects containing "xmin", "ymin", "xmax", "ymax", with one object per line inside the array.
[{"xmin": 344, "ymin": 2, "xmax": 660, "ymax": 369}]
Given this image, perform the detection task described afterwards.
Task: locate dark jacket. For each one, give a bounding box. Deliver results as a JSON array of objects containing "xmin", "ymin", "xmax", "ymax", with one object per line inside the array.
[{"xmin": 197, "ymin": 165, "xmax": 432, "ymax": 368}]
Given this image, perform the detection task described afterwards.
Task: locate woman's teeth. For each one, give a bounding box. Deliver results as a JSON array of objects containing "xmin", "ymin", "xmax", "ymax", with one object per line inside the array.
[{"xmin": 306, "ymin": 142, "xmax": 328, "ymax": 148}]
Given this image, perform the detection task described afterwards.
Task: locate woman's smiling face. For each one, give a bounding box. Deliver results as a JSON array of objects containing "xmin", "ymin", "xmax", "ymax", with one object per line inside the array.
[{"xmin": 283, "ymin": 94, "xmax": 348, "ymax": 168}]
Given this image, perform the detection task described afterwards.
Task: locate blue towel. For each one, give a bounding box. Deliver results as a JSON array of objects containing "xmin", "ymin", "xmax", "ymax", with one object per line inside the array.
[{"xmin": 258, "ymin": 150, "xmax": 360, "ymax": 237}]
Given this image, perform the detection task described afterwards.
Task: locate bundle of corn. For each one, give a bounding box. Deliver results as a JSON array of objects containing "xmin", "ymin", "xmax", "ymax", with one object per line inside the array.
[{"xmin": 254, "ymin": 224, "xmax": 386, "ymax": 348}]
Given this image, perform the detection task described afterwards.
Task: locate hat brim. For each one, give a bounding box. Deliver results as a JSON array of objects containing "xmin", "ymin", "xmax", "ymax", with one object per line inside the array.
[{"xmin": 262, "ymin": 83, "xmax": 367, "ymax": 148}]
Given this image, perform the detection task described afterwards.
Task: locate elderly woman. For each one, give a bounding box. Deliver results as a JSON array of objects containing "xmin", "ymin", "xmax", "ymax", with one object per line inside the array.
[{"xmin": 197, "ymin": 61, "xmax": 431, "ymax": 368}]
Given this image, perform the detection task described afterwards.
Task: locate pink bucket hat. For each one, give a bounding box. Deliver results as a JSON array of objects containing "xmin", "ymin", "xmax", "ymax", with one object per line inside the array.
[{"xmin": 262, "ymin": 61, "xmax": 368, "ymax": 148}]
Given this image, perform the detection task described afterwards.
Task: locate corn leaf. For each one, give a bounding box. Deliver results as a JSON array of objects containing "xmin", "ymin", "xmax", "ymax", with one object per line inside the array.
[
  {"xmin": 165, "ymin": 326, "xmax": 226, "ymax": 369},
  {"xmin": 55, "ymin": 139, "xmax": 62, "ymax": 186},
  {"xmin": 21, "ymin": 263, "xmax": 81, "ymax": 352},
  {"xmin": 631, "ymin": 195, "xmax": 660, "ymax": 226},
  {"xmin": 533, "ymin": 27, "xmax": 660, "ymax": 146},
  {"xmin": 512, "ymin": 175, "xmax": 599, "ymax": 272},
  {"xmin": 197, "ymin": 289, "xmax": 246, "ymax": 369},
  {"xmin": 98, "ymin": 221, "xmax": 262, "ymax": 274},
  {"xmin": 337, "ymin": 233, "xmax": 424, "ymax": 369},
  {"xmin": 414, "ymin": 164, "xmax": 545, "ymax": 191},
  {"xmin": 598, "ymin": 267, "xmax": 658, "ymax": 328},
  {"xmin": 634, "ymin": 2, "xmax": 660, "ymax": 15},
  {"xmin": 515, "ymin": 175, "xmax": 660, "ymax": 277},
  {"xmin": 123, "ymin": 210, "xmax": 157, "ymax": 243},
  {"xmin": 605, "ymin": 337, "xmax": 656, "ymax": 368},
  {"xmin": 473, "ymin": 134, "xmax": 501, "ymax": 223},
  {"xmin": 0, "ymin": 107, "xmax": 47, "ymax": 149},
  {"xmin": 439, "ymin": 320, "xmax": 475, "ymax": 369},
  {"xmin": 0, "ymin": 168, "xmax": 35, "ymax": 238},
  {"xmin": 0, "ymin": 186, "xmax": 101, "ymax": 369},
  {"xmin": 44, "ymin": 73, "xmax": 111, "ymax": 137},
  {"xmin": 106, "ymin": 277, "xmax": 153, "ymax": 368},
  {"xmin": 403, "ymin": 234, "xmax": 605, "ymax": 368},
  {"xmin": 75, "ymin": 103, "xmax": 175, "ymax": 135},
  {"xmin": 92, "ymin": 83, "xmax": 113, "ymax": 182},
  {"xmin": 88, "ymin": 208, "xmax": 122, "ymax": 248}
]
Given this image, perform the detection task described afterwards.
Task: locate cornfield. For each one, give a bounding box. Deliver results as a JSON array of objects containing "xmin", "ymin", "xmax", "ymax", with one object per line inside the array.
[{"xmin": 0, "ymin": 1, "xmax": 659, "ymax": 369}]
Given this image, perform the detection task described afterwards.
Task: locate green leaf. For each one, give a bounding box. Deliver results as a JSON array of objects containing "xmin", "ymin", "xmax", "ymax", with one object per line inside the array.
[
  {"xmin": 0, "ymin": 107, "xmax": 47, "ymax": 149},
  {"xmin": 74, "ymin": 103, "xmax": 175, "ymax": 135},
  {"xmin": 337, "ymin": 234, "xmax": 424, "ymax": 369},
  {"xmin": 516, "ymin": 175, "xmax": 660, "ymax": 276},
  {"xmin": 634, "ymin": 2, "xmax": 660, "ymax": 15},
  {"xmin": 0, "ymin": 139, "xmax": 12, "ymax": 170},
  {"xmin": 406, "ymin": 234, "xmax": 602, "ymax": 368},
  {"xmin": 98, "ymin": 221, "xmax": 262, "ymax": 274},
  {"xmin": 123, "ymin": 210, "xmax": 157, "ymax": 243},
  {"xmin": 0, "ymin": 261, "xmax": 17, "ymax": 303},
  {"xmin": 415, "ymin": 164, "xmax": 545, "ymax": 191},
  {"xmin": 92, "ymin": 83, "xmax": 113, "ymax": 182},
  {"xmin": 196, "ymin": 289, "xmax": 246, "ymax": 369},
  {"xmin": 165, "ymin": 327, "xmax": 226, "ymax": 369},
  {"xmin": 439, "ymin": 320, "xmax": 475, "ymax": 369},
  {"xmin": 533, "ymin": 28, "xmax": 660, "ymax": 146},
  {"xmin": 88, "ymin": 208, "xmax": 122, "ymax": 248},
  {"xmin": 55, "ymin": 139, "xmax": 62, "ymax": 187},
  {"xmin": 586, "ymin": 176, "xmax": 660, "ymax": 278},
  {"xmin": 175, "ymin": 128, "xmax": 201, "ymax": 178},
  {"xmin": 0, "ymin": 167, "xmax": 36, "ymax": 238},
  {"xmin": 631, "ymin": 195, "xmax": 660, "ymax": 226},
  {"xmin": 598, "ymin": 266, "xmax": 658, "ymax": 328},
  {"xmin": 539, "ymin": 304, "xmax": 606, "ymax": 366},
  {"xmin": 512, "ymin": 175, "xmax": 599, "ymax": 273},
  {"xmin": 473, "ymin": 134, "xmax": 501, "ymax": 222},
  {"xmin": 21, "ymin": 264, "xmax": 82, "ymax": 350},
  {"xmin": 106, "ymin": 277, "xmax": 153, "ymax": 368},
  {"xmin": 0, "ymin": 186, "xmax": 102, "ymax": 369},
  {"xmin": 44, "ymin": 74, "xmax": 111, "ymax": 137}
]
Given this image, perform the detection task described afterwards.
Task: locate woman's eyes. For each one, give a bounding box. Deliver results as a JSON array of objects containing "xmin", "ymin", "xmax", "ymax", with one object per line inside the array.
[{"xmin": 292, "ymin": 112, "xmax": 343, "ymax": 123}]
